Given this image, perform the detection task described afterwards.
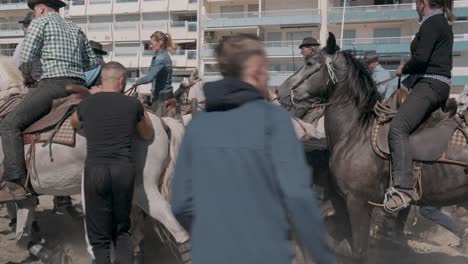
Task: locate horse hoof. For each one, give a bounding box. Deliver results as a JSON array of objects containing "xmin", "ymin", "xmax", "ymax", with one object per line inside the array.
[{"xmin": 335, "ymin": 239, "xmax": 352, "ymax": 257}]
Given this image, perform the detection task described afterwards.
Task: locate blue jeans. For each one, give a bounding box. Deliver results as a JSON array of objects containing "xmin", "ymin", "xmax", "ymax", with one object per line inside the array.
[{"xmin": 420, "ymin": 206, "xmax": 465, "ymax": 238}]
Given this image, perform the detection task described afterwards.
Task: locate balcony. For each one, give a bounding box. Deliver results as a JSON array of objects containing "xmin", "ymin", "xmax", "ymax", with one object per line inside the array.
[
  {"xmin": 203, "ymin": 40, "xmax": 304, "ymax": 58},
  {"xmin": 0, "ymin": 23, "xmax": 24, "ymax": 38},
  {"xmin": 87, "ymin": 0, "xmax": 112, "ymax": 15},
  {"xmin": 113, "ymin": 0, "xmax": 139, "ymax": 14},
  {"xmin": 113, "ymin": 50, "xmax": 139, "ymax": 68},
  {"xmin": 203, "ymin": 71, "xmax": 294, "ymax": 87},
  {"xmin": 328, "ymin": 4, "xmax": 416, "ymax": 23},
  {"xmin": 68, "ymin": 0, "xmax": 86, "ymax": 16},
  {"xmin": 203, "ymin": 9, "xmax": 320, "ymax": 28},
  {"xmin": 0, "ymin": 0, "xmax": 27, "ymax": 10},
  {"xmin": 140, "ymin": 21, "xmax": 168, "ymax": 40},
  {"xmin": 86, "ymin": 24, "xmax": 113, "ymax": 42},
  {"xmin": 0, "ymin": 48, "xmax": 15, "ymax": 57},
  {"xmin": 339, "ymin": 34, "xmax": 468, "ymax": 53},
  {"xmin": 169, "ymin": 0, "xmax": 196, "ymax": 11},
  {"xmin": 340, "ymin": 36, "xmax": 413, "ymax": 53},
  {"xmin": 113, "ymin": 22, "xmax": 140, "ymax": 42},
  {"xmin": 140, "ymin": 0, "xmax": 168, "ymax": 13},
  {"xmin": 139, "ymin": 49, "xmax": 197, "ymax": 68},
  {"xmin": 169, "ymin": 21, "xmax": 197, "ymax": 40},
  {"xmin": 328, "ymin": 1, "xmax": 468, "ymax": 23},
  {"xmin": 139, "ymin": 50, "xmax": 153, "ymax": 67}
]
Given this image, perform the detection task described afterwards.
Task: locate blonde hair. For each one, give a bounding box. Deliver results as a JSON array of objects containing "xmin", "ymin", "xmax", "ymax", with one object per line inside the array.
[{"xmin": 150, "ymin": 31, "xmax": 176, "ymax": 53}]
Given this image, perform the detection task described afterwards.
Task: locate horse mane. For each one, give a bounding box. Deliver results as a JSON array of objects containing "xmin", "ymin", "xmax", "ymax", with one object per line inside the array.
[{"xmin": 324, "ymin": 33, "xmax": 380, "ymax": 127}]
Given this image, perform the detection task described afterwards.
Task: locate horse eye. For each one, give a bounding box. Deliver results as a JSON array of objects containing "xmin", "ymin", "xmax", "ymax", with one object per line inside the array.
[{"xmin": 306, "ymin": 61, "xmax": 313, "ymax": 66}]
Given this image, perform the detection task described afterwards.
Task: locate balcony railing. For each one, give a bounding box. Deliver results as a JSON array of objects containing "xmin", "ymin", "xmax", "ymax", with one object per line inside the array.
[
  {"xmin": 188, "ymin": 22, "xmax": 197, "ymax": 32},
  {"xmin": 116, "ymin": 0, "xmax": 138, "ymax": 3},
  {"xmin": 0, "ymin": 0, "xmax": 27, "ymax": 5},
  {"xmin": 0, "ymin": 49, "xmax": 15, "ymax": 56},
  {"xmin": 0, "ymin": 22, "xmax": 22, "ymax": 31},
  {"xmin": 141, "ymin": 21, "xmax": 167, "ymax": 30},
  {"xmin": 205, "ymin": 9, "xmax": 320, "ymax": 20},
  {"xmin": 114, "ymin": 51, "xmax": 139, "ymax": 56},
  {"xmin": 329, "ymin": 3, "xmax": 415, "ymax": 13},
  {"xmin": 114, "ymin": 22, "xmax": 138, "ymax": 30},
  {"xmin": 187, "ymin": 50, "xmax": 197, "ymax": 60},
  {"xmin": 89, "ymin": 0, "xmax": 111, "ymax": 4},
  {"xmin": 263, "ymin": 40, "xmax": 304, "ymax": 48},
  {"xmin": 170, "ymin": 21, "xmax": 186, "ymax": 28},
  {"xmin": 340, "ymin": 36, "xmax": 413, "ymax": 45},
  {"xmin": 70, "ymin": 0, "xmax": 85, "ymax": 6},
  {"xmin": 205, "ymin": 40, "xmax": 303, "ymax": 49},
  {"xmin": 87, "ymin": 24, "xmax": 111, "ymax": 31}
]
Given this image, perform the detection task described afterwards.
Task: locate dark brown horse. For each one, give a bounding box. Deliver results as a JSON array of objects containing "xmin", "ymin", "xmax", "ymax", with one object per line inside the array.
[{"xmin": 279, "ymin": 33, "xmax": 468, "ymax": 262}]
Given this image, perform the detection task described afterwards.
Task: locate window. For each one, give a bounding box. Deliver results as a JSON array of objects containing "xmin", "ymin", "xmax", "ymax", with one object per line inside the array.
[
  {"xmin": 265, "ymin": 32, "xmax": 282, "ymax": 47},
  {"xmin": 286, "ymin": 31, "xmax": 313, "ymax": 41},
  {"xmin": 247, "ymin": 4, "xmax": 259, "ymax": 17},
  {"xmin": 374, "ymin": 28, "xmax": 401, "ymax": 43},
  {"xmin": 220, "ymin": 5, "xmax": 244, "ymax": 18},
  {"xmin": 343, "ymin": 30, "xmax": 356, "ymax": 40}
]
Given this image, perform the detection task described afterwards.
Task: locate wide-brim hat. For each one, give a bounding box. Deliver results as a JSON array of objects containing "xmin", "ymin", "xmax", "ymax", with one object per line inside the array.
[
  {"xmin": 18, "ymin": 11, "xmax": 35, "ymax": 25},
  {"xmin": 363, "ymin": 50, "xmax": 379, "ymax": 64},
  {"xmin": 89, "ymin": 40, "xmax": 108, "ymax": 55},
  {"xmin": 27, "ymin": 0, "xmax": 67, "ymax": 10},
  {"xmin": 299, "ymin": 37, "xmax": 320, "ymax": 49}
]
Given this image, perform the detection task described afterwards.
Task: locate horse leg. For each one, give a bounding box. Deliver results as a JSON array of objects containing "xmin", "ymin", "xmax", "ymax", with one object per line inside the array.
[
  {"xmin": 346, "ymin": 195, "xmax": 372, "ymax": 263},
  {"xmin": 130, "ymin": 206, "xmax": 146, "ymax": 264},
  {"xmin": 133, "ymin": 183, "xmax": 189, "ymax": 244},
  {"xmin": 15, "ymin": 197, "xmax": 38, "ymax": 249}
]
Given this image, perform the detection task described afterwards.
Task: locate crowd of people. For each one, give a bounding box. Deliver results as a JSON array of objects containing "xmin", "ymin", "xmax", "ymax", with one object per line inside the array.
[{"xmin": 0, "ymin": 0, "xmax": 465, "ymax": 262}]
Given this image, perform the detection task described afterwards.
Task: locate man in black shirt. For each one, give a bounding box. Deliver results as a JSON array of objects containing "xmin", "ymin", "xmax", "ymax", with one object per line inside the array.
[{"xmin": 71, "ymin": 62, "xmax": 154, "ymax": 264}]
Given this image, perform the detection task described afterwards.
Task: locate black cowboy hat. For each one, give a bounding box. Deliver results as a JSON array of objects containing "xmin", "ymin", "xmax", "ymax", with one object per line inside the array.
[
  {"xmin": 363, "ymin": 50, "xmax": 379, "ymax": 64},
  {"xmin": 89, "ymin": 40, "xmax": 108, "ymax": 56},
  {"xmin": 299, "ymin": 37, "xmax": 320, "ymax": 49},
  {"xmin": 27, "ymin": 0, "xmax": 67, "ymax": 10},
  {"xmin": 18, "ymin": 12, "xmax": 35, "ymax": 25}
]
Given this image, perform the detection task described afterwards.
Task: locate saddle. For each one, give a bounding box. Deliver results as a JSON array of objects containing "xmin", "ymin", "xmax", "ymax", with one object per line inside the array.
[
  {"xmin": 0, "ymin": 85, "xmax": 89, "ymax": 148},
  {"xmin": 371, "ymin": 88, "xmax": 468, "ymax": 166}
]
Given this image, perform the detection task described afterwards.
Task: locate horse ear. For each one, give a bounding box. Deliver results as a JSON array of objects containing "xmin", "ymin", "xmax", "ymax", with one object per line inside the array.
[{"xmin": 324, "ymin": 32, "xmax": 340, "ymax": 55}]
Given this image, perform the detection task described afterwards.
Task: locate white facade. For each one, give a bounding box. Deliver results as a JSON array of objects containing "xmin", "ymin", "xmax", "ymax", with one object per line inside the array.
[{"xmin": 200, "ymin": 0, "xmax": 468, "ymax": 91}]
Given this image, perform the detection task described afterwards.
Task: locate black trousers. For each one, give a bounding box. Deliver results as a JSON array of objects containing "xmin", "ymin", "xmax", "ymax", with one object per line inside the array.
[
  {"xmin": 84, "ymin": 162, "xmax": 135, "ymax": 264},
  {"xmin": 0, "ymin": 77, "xmax": 83, "ymax": 182},
  {"xmin": 388, "ymin": 78, "xmax": 450, "ymax": 189}
]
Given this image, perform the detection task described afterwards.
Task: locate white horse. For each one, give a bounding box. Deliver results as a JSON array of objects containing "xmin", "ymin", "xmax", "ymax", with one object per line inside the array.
[{"xmin": 0, "ymin": 57, "xmax": 189, "ymax": 259}]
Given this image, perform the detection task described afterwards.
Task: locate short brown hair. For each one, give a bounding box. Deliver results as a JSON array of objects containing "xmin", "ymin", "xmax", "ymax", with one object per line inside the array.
[
  {"xmin": 150, "ymin": 31, "xmax": 176, "ymax": 53},
  {"xmin": 214, "ymin": 34, "xmax": 266, "ymax": 79}
]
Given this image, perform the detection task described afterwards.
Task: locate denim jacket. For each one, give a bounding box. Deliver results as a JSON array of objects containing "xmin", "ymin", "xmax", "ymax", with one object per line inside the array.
[{"xmin": 136, "ymin": 49, "xmax": 173, "ymax": 100}]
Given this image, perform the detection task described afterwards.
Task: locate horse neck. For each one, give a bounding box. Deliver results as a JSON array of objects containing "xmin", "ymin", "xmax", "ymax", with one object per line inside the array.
[{"xmin": 324, "ymin": 100, "xmax": 373, "ymax": 150}]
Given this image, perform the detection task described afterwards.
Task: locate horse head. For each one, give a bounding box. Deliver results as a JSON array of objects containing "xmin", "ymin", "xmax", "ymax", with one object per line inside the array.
[{"xmin": 279, "ymin": 32, "xmax": 380, "ymax": 125}]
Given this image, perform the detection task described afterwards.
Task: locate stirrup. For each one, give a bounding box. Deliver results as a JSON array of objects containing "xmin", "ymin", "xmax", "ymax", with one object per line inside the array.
[{"xmin": 383, "ymin": 187, "xmax": 412, "ymax": 213}]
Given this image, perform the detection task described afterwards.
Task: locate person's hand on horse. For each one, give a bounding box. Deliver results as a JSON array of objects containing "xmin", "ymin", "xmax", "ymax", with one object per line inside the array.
[
  {"xmin": 396, "ymin": 65, "xmax": 404, "ymax": 76},
  {"xmin": 131, "ymin": 83, "xmax": 139, "ymax": 89}
]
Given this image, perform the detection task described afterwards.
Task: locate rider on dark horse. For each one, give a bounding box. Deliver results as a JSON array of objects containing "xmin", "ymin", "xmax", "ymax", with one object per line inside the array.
[{"xmin": 385, "ymin": 0, "xmax": 454, "ymax": 211}]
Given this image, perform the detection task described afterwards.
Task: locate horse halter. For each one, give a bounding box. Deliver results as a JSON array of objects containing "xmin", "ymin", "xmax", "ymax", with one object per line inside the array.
[{"xmin": 288, "ymin": 54, "xmax": 338, "ymax": 110}]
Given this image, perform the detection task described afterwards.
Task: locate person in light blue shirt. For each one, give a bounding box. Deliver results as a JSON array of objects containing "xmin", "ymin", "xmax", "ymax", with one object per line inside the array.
[
  {"xmin": 132, "ymin": 31, "xmax": 174, "ymax": 105},
  {"xmin": 364, "ymin": 51, "xmax": 394, "ymax": 100},
  {"xmin": 85, "ymin": 40, "xmax": 107, "ymax": 87}
]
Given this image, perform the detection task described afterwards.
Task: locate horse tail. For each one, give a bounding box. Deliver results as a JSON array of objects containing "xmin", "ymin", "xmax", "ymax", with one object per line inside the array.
[{"xmin": 324, "ymin": 32, "xmax": 340, "ymax": 55}]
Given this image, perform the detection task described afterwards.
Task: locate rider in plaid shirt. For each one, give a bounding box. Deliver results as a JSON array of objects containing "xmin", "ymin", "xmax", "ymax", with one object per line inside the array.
[{"xmin": 0, "ymin": 0, "xmax": 97, "ymax": 202}]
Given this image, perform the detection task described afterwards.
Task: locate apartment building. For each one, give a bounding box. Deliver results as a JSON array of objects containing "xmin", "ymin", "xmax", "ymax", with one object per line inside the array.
[
  {"xmin": 0, "ymin": 0, "xmax": 200, "ymax": 93},
  {"xmin": 200, "ymin": 0, "xmax": 468, "ymax": 92}
]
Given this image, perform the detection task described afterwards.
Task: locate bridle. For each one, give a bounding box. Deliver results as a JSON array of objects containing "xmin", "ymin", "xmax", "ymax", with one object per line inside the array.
[{"xmin": 287, "ymin": 54, "xmax": 343, "ymax": 111}]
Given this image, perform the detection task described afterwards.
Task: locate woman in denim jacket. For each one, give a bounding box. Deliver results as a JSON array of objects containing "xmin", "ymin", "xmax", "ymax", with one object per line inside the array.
[{"xmin": 133, "ymin": 31, "xmax": 175, "ymax": 106}]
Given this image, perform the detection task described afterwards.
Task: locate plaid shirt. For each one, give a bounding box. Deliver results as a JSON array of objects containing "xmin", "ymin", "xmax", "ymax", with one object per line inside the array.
[
  {"xmin": 20, "ymin": 12, "xmax": 97, "ymax": 81},
  {"xmin": 420, "ymin": 9, "xmax": 444, "ymax": 24}
]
